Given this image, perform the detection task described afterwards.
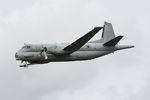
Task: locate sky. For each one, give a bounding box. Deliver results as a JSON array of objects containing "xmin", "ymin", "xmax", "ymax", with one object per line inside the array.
[{"xmin": 0, "ymin": 0, "xmax": 150, "ymax": 100}]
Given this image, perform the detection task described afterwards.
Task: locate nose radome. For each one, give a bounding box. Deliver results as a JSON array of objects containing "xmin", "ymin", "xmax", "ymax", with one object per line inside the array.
[
  {"xmin": 15, "ymin": 52, "xmax": 17, "ymax": 57},
  {"xmin": 15, "ymin": 52, "xmax": 19, "ymax": 60}
]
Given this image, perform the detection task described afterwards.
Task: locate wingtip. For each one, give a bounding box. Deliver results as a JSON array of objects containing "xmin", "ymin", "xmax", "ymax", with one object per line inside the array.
[
  {"xmin": 131, "ymin": 45, "xmax": 135, "ymax": 48},
  {"xmin": 118, "ymin": 35, "xmax": 124, "ymax": 38},
  {"xmin": 94, "ymin": 27, "xmax": 103, "ymax": 32},
  {"xmin": 94, "ymin": 26, "xmax": 103, "ymax": 29}
]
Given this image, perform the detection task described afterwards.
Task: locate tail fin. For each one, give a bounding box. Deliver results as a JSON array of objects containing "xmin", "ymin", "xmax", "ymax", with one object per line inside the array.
[
  {"xmin": 103, "ymin": 36, "xmax": 123, "ymax": 46},
  {"xmin": 102, "ymin": 22, "xmax": 115, "ymax": 43},
  {"xmin": 89, "ymin": 22, "xmax": 115, "ymax": 43},
  {"xmin": 90, "ymin": 22, "xmax": 122, "ymax": 45}
]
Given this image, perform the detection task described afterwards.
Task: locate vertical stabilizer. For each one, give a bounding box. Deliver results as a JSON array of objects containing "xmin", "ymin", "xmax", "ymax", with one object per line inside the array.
[
  {"xmin": 89, "ymin": 22, "xmax": 116, "ymax": 43},
  {"xmin": 102, "ymin": 22, "xmax": 115, "ymax": 43}
]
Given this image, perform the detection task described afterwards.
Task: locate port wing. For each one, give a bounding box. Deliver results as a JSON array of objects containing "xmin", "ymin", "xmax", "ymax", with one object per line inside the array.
[{"xmin": 63, "ymin": 27, "xmax": 102, "ymax": 54}]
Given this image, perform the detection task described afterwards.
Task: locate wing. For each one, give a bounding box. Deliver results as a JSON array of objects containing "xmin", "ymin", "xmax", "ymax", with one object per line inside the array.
[{"xmin": 63, "ymin": 27, "xmax": 103, "ymax": 54}]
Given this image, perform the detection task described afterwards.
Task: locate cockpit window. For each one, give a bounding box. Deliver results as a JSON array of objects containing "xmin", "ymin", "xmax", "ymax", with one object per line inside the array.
[
  {"xmin": 27, "ymin": 46, "xmax": 30, "ymax": 48},
  {"xmin": 22, "ymin": 45, "xmax": 30, "ymax": 49}
]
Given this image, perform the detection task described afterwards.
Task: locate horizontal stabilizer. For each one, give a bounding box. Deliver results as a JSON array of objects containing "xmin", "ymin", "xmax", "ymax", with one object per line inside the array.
[
  {"xmin": 63, "ymin": 27, "xmax": 103, "ymax": 53},
  {"xmin": 103, "ymin": 36, "xmax": 123, "ymax": 46}
]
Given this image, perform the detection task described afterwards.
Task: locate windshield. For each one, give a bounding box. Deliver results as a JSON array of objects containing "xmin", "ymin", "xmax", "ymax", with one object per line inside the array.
[
  {"xmin": 20, "ymin": 45, "xmax": 31, "ymax": 52},
  {"xmin": 22, "ymin": 45, "xmax": 30, "ymax": 49}
]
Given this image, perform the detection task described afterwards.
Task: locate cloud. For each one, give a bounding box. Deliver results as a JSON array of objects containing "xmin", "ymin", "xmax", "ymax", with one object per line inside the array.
[{"xmin": 0, "ymin": 0, "xmax": 150, "ymax": 100}]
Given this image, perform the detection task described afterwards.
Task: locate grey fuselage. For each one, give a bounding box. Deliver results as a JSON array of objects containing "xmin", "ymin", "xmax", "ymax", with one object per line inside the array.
[{"xmin": 15, "ymin": 42, "xmax": 133, "ymax": 64}]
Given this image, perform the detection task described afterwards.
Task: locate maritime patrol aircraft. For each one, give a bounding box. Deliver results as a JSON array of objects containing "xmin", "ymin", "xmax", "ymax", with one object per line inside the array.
[{"xmin": 15, "ymin": 22, "xmax": 134, "ymax": 67}]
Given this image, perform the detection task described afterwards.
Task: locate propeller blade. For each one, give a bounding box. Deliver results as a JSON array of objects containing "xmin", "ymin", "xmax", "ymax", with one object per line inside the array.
[
  {"xmin": 43, "ymin": 52, "xmax": 48, "ymax": 59},
  {"xmin": 21, "ymin": 61, "xmax": 24, "ymax": 63},
  {"xmin": 40, "ymin": 45, "xmax": 48, "ymax": 59}
]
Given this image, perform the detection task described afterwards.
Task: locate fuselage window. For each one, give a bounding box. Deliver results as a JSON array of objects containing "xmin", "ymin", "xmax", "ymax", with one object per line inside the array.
[
  {"xmin": 27, "ymin": 46, "xmax": 30, "ymax": 49},
  {"xmin": 87, "ymin": 45, "xmax": 90, "ymax": 48}
]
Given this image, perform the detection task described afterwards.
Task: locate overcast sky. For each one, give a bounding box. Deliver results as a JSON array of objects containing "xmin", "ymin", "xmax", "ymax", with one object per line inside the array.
[{"xmin": 0, "ymin": 0, "xmax": 150, "ymax": 100}]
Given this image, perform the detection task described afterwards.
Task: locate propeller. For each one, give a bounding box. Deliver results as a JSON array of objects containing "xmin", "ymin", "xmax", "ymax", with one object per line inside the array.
[{"xmin": 40, "ymin": 45, "xmax": 48, "ymax": 59}]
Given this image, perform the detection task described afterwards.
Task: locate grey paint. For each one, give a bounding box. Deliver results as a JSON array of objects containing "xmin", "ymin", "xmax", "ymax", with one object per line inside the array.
[
  {"xmin": 0, "ymin": 0, "xmax": 149, "ymax": 100},
  {"xmin": 15, "ymin": 22, "xmax": 134, "ymax": 67}
]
